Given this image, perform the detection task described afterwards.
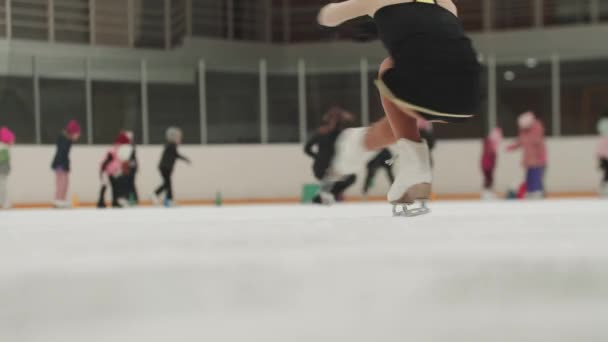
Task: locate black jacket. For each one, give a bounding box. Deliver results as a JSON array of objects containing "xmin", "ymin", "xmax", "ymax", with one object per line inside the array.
[
  {"xmin": 367, "ymin": 148, "xmax": 393, "ymax": 169},
  {"xmin": 159, "ymin": 143, "xmax": 189, "ymax": 172},
  {"xmin": 51, "ymin": 134, "xmax": 73, "ymax": 171},
  {"xmin": 304, "ymin": 128, "xmax": 342, "ymax": 180}
]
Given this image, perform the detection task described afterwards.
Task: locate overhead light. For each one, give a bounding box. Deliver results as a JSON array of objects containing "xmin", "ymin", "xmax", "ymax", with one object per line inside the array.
[{"xmin": 504, "ymin": 70, "xmax": 516, "ymax": 81}]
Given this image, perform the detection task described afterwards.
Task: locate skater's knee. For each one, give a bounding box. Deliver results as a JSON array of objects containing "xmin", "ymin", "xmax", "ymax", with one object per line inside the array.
[{"xmin": 378, "ymin": 57, "xmax": 394, "ymax": 77}]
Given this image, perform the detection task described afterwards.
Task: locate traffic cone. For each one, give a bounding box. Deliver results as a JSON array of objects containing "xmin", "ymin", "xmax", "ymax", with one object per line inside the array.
[{"xmin": 71, "ymin": 193, "xmax": 79, "ymax": 208}]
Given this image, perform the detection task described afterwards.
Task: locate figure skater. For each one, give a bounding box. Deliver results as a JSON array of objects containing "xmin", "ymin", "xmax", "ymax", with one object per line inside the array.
[
  {"xmin": 481, "ymin": 127, "xmax": 503, "ymax": 200},
  {"xmin": 152, "ymin": 127, "xmax": 190, "ymax": 207},
  {"xmin": 507, "ymin": 111, "xmax": 547, "ymax": 199},
  {"xmin": 51, "ymin": 120, "xmax": 81, "ymax": 208},
  {"xmin": 304, "ymin": 107, "xmax": 357, "ymax": 204},
  {"xmin": 597, "ymin": 117, "xmax": 608, "ymax": 197},
  {"xmin": 318, "ymin": 0, "xmax": 481, "ymax": 216}
]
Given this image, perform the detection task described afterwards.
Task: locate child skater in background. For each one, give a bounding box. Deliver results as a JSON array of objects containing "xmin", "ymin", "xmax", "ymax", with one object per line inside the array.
[
  {"xmin": 152, "ymin": 127, "xmax": 190, "ymax": 207},
  {"xmin": 481, "ymin": 127, "xmax": 503, "ymax": 200},
  {"xmin": 304, "ymin": 107, "xmax": 357, "ymax": 204},
  {"xmin": 126, "ymin": 133, "xmax": 139, "ymax": 204},
  {"xmin": 597, "ymin": 117, "xmax": 608, "ymax": 197},
  {"xmin": 0, "ymin": 127, "xmax": 16, "ymax": 209},
  {"xmin": 507, "ymin": 111, "xmax": 547, "ymax": 199},
  {"xmin": 51, "ymin": 120, "xmax": 81, "ymax": 208},
  {"xmin": 97, "ymin": 131, "xmax": 134, "ymax": 208}
]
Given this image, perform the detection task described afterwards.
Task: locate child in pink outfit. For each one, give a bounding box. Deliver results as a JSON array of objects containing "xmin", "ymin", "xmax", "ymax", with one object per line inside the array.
[
  {"xmin": 507, "ymin": 111, "xmax": 548, "ymax": 199},
  {"xmin": 97, "ymin": 131, "xmax": 133, "ymax": 208},
  {"xmin": 0, "ymin": 127, "xmax": 16, "ymax": 208},
  {"xmin": 597, "ymin": 117, "xmax": 608, "ymax": 197},
  {"xmin": 480, "ymin": 127, "xmax": 503, "ymax": 199},
  {"xmin": 51, "ymin": 120, "xmax": 81, "ymax": 208}
]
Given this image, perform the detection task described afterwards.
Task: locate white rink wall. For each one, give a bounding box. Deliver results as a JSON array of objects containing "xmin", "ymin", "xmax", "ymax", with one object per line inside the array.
[{"xmin": 5, "ymin": 136, "xmax": 604, "ymax": 204}]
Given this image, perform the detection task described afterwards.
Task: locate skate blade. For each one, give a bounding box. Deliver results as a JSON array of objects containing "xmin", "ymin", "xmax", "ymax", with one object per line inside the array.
[
  {"xmin": 393, "ymin": 201, "xmax": 430, "ymax": 217},
  {"xmin": 391, "ymin": 183, "xmax": 432, "ymax": 217}
]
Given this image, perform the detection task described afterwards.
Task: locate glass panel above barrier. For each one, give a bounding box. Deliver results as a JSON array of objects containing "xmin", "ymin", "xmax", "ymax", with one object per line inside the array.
[
  {"xmin": 561, "ymin": 58, "xmax": 608, "ymax": 136},
  {"xmin": 147, "ymin": 60, "xmax": 200, "ymax": 144},
  {"xmin": 37, "ymin": 56, "xmax": 88, "ymax": 144},
  {"xmin": 496, "ymin": 57, "xmax": 553, "ymax": 137},
  {"xmin": 0, "ymin": 53, "xmax": 35, "ymax": 144},
  {"xmin": 268, "ymin": 72, "xmax": 299, "ymax": 143},
  {"xmin": 89, "ymin": 58, "xmax": 142, "ymax": 144},
  {"xmin": 305, "ymin": 66, "xmax": 361, "ymax": 135},
  {"xmin": 206, "ymin": 64, "xmax": 261, "ymax": 144}
]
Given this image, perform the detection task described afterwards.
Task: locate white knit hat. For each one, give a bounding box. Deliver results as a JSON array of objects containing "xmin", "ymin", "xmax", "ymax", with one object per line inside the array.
[
  {"xmin": 518, "ymin": 111, "xmax": 535, "ymax": 130},
  {"xmin": 598, "ymin": 118, "xmax": 608, "ymax": 137},
  {"xmin": 166, "ymin": 126, "xmax": 182, "ymax": 143}
]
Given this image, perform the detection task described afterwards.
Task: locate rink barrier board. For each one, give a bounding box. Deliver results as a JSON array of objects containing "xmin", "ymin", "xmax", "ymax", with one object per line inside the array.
[{"xmin": 7, "ymin": 192, "xmax": 600, "ymax": 209}]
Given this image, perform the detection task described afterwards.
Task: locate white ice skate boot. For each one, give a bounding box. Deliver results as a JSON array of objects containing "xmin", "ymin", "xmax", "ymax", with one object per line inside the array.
[
  {"xmin": 481, "ymin": 189, "xmax": 497, "ymax": 201},
  {"xmin": 319, "ymin": 191, "xmax": 336, "ymax": 205},
  {"xmin": 526, "ymin": 191, "xmax": 544, "ymax": 200},
  {"xmin": 150, "ymin": 193, "xmax": 162, "ymax": 206},
  {"xmin": 388, "ymin": 139, "xmax": 432, "ymax": 217},
  {"xmin": 601, "ymin": 182, "xmax": 608, "ymax": 198},
  {"xmin": 332, "ymin": 128, "xmax": 376, "ymax": 175},
  {"xmin": 117, "ymin": 198, "xmax": 130, "ymax": 208},
  {"xmin": 53, "ymin": 200, "xmax": 71, "ymax": 209}
]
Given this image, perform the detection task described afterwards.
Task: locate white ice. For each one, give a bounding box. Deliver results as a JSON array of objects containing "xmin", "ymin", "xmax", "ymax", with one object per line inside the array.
[{"xmin": 1, "ymin": 199, "xmax": 608, "ymax": 342}]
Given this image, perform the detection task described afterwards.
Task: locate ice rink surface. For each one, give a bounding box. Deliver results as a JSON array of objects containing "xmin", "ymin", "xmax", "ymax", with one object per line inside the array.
[{"xmin": 1, "ymin": 199, "xmax": 608, "ymax": 342}]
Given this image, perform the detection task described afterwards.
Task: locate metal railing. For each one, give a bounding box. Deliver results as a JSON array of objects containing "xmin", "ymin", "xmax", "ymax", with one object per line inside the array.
[
  {"xmin": 2, "ymin": 52, "xmax": 608, "ymax": 145},
  {"xmin": 1, "ymin": 0, "xmax": 608, "ymax": 47}
]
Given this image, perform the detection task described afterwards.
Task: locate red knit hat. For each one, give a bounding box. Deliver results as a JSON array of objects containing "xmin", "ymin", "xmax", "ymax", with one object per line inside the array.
[
  {"xmin": 65, "ymin": 120, "xmax": 81, "ymax": 135},
  {"xmin": 114, "ymin": 131, "xmax": 132, "ymax": 145}
]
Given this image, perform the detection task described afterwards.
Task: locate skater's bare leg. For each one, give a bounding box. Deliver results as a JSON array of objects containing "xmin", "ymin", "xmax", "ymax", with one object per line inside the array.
[
  {"xmin": 364, "ymin": 118, "xmax": 396, "ymax": 150},
  {"xmin": 364, "ymin": 57, "xmax": 421, "ymax": 150}
]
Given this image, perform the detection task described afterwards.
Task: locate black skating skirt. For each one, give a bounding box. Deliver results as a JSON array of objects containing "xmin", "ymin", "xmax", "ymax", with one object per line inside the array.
[{"xmin": 374, "ymin": 3, "xmax": 481, "ymax": 123}]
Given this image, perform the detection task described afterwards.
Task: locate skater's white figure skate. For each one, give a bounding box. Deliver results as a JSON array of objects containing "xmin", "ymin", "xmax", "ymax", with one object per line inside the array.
[
  {"xmin": 317, "ymin": 178, "xmax": 337, "ymax": 206},
  {"xmin": 150, "ymin": 193, "xmax": 162, "ymax": 206},
  {"xmin": 601, "ymin": 182, "xmax": 608, "ymax": 198},
  {"xmin": 481, "ymin": 189, "xmax": 497, "ymax": 201},
  {"xmin": 526, "ymin": 191, "xmax": 544, "ymax": 200},
  {"xmin": 332, "ymin": 128, "xmax": 376, "ymax": 175},
  {"xmin": 388, "ymin": 139, "xmax": 432, "ymax": 217}
]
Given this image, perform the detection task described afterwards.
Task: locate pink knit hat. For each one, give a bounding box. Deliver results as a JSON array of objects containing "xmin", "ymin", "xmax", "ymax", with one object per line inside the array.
[
  {"xmin": 0, "ymin": 126, "xmax": 15, "ymax": 144},
  {"xmin": 65, "ymin": 120, "xmax": 81, "ymax": 136}
]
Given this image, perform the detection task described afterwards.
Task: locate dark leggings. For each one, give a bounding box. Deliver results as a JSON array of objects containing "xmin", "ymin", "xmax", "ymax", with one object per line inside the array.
[
  {"xmin": 155, "ymin": 169, "xmax": 173, "ymax": 200},
  {"xmin": 602, "ymin": 159, "xmax": 608, "ymax": 182},
  {"xmin": 483, "ymin": 169, "xmax": 494, "ymax": 190},
  {"xmin": 363, "ymin": 164, "xmax": 395, "ymax": 194}
]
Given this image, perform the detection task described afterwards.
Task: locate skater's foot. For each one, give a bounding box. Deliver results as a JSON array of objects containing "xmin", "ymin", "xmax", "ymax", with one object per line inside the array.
[
  {"xmin": 601, "ymin": 182, "xmax": 608, "ymax": 198},
  {"xmin": 526, "ymin": 191, "xmax": 544, "ymax": 200},
  {"xmin": 53, "ymin": 200, "xmax": 70, "ymax": 209},
  {"xmin": 332, "ymin": 128, "xmax": 376, "ymax": 175},
  {"xmin": 150, "ymin": 193, "xmax": 162, "ymax": 206},
  {"xmin": 481, "ymin": 189, "xmax": 497, "ymax": 201},
  {"xmin": 387, "ymin": 139, "xmax": 432, "ymax": 216}
]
